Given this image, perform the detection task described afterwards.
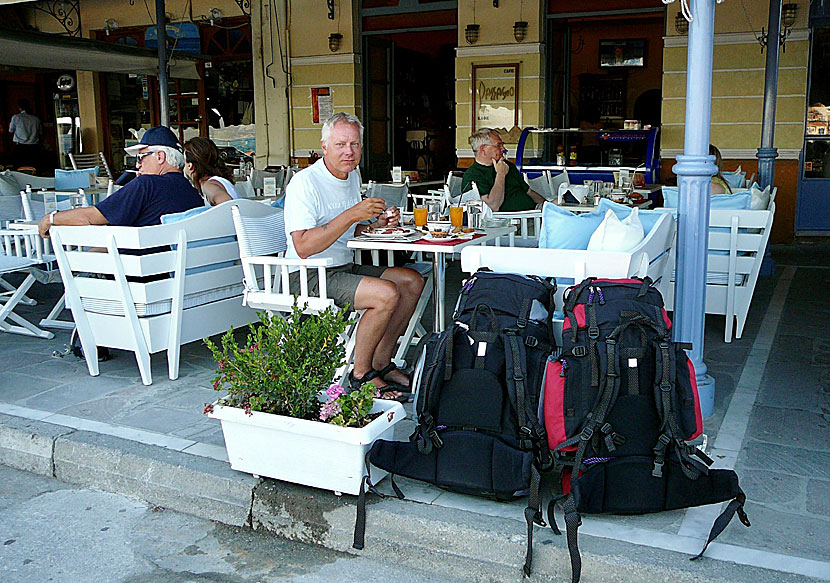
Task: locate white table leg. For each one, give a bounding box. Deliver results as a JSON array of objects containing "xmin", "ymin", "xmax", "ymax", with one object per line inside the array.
[{"xmin": 432, "ymin": 252, "xmax": 445, "ymax": 332}]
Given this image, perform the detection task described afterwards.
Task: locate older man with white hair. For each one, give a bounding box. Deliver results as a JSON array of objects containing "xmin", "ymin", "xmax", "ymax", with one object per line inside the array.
[
  {"xmin": 284, "ymin": 112, "xmax": 424, "ymax": 401},
  {"xmin": 39, "ymin": 126, "xmax": 203, "ymax": 238}
]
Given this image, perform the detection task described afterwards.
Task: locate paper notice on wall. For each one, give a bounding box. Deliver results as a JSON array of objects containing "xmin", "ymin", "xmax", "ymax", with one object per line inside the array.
[{"xmin": 311, "ymin": 87, "xmax": 333, "ymax": 124}]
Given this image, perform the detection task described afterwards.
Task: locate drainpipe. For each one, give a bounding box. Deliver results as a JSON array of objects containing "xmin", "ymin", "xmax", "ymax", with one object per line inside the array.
[
  {"xmin": 757, "ymin": 0, "xmax": 783, "ymax": 189},
  {"xmin": 672, "ymin": 0, "xmax": 717, "ymax": 418},
  {"xmin": 156, "ymin": 0, "xmax": 170, "ymax": 127}
]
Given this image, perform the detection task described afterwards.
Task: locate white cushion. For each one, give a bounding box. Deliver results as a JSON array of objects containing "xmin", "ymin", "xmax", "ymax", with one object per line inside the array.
[
  {"xmin": 749, "ymin": 185, "xmax": 771, "ymax": 211},
  {"xmin": 587, "ymin": 208, "xmax": 644, "ymax": 252}
]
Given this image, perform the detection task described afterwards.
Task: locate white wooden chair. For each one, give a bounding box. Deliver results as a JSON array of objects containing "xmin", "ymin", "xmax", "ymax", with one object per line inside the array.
[
  {"xmin": 461, "ymin": 212, "xmax": 677, "ymax": 342},
  {"xmin": 664, "ymin": 203, "xmax": 775, "ymax": 342},
  {"xmin": 231, "ymin": 203, "xmax": 362, "ymax": 385},
  {"xmin": 0, "ymin": 228, "xmax": 59, "ymax": 339},
  {"xmin": 69, "ymin": 151, "xmax": 113, "ymax": 181},
  {"xmin": 464, "ymin": 181, "xmax": 542, "ymax": 247}
]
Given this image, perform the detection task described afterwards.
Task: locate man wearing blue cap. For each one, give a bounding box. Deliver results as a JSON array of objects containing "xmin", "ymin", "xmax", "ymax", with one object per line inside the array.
[{"xmin": 39, "ymin": 126, "xmax": 203, "ymax": 237}]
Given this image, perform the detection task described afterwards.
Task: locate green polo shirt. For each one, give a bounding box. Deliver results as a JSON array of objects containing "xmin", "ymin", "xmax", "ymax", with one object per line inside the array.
[{"xmin": 461, "ymin": 160, "xmax": 535, "ymax": 212}]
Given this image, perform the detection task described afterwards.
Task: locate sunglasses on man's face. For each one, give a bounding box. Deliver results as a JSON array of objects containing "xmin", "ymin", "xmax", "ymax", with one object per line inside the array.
[{"xmin": 136, "ymin": 150, "xmax": 158, "ymax": 162}]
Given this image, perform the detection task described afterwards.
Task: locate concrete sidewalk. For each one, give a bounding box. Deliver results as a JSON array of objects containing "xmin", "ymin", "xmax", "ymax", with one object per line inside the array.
[{"xmin": 0, "ymin": 242, "xmax": 827, "ymax": 582}]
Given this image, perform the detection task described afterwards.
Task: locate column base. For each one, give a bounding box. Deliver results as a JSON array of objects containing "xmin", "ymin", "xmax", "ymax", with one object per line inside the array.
[{"xmin": 696, "ymin": 373, "xmax": 716, "ymax": 419}]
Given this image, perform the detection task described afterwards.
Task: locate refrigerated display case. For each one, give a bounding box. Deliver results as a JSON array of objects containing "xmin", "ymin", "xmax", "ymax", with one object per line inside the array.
[{"xmin": 515, "ymin": 126, "xmax": 660, "ymax": 184}]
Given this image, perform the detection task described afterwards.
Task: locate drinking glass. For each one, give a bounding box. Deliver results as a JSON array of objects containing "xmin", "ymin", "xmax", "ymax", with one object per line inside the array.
[
  {"xmin": 413, "ymin": 205, "xmax": 428, "ymax": 228},
  {"xmin": 449, "ymin": 205, "xmax": 463, "ymax": 228}
]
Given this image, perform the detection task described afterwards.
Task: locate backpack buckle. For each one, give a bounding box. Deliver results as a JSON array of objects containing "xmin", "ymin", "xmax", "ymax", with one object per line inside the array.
[
  {"xmin": 525, "ymin": 336, "xmax": 539, "ymax": 348},
  {"xmin": 572, "ymin": 345, "xmax": 587, "ymax": 357},
  {"xmin": 580, "ymin": 426, "xmax": 594, "ymax": 441},
  {"xmin": 517, "ymin": 316, "xmax": 528, "ymax": 328},
  {"xmin": 588, "ymin": 326, "xmax": 600, "ymax": 339}
]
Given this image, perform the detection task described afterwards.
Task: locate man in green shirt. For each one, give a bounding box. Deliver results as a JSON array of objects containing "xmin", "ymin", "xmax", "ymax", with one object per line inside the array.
[{"xmin": 461, "ymin": 128, "xmax": 545, "ymax": 212}]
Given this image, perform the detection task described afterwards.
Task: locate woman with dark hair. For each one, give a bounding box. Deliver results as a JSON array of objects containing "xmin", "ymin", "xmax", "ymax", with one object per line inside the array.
[{"xmin": 183, "ymin": 137, "xmax": 238, "ymax": 205}]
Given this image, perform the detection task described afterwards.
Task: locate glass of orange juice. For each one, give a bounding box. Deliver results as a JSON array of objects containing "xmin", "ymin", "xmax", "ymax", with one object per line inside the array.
[
  {"xmin": 449, "ymin": 205, "xmax": 463, "ymax": 228},
  {"xmin": 414, "ymin": 205, "xmax": 428, "ymax": 228}
]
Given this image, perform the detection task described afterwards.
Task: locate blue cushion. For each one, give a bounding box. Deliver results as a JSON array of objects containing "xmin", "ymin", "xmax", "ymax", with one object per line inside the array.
[
  {"xmin": 722, "ymin": 171, "xmax": 745, "ymax": 189},
  {"xmin": 596, "ymin": 199, "xmax": 674, "ymax": 235},
  {"xmin": 662, "ymin": 186, "xmax": 751, "ymax": 211},
  {"xmin": 55, "ymin": 167, "xmax": 98, "ymax": 190},
  {"xmin": 271, "ymin": 196, "xmax": 286, "ymax": 209},
  {"xmin": 539, "ymin": 202, "xmax": 604, "ymax": 250},
  {"xmin": 160, "ymin": 205, "xmax": 211, "ymax": 224},
  {"xmin": 711, "ymin": 192, "xmax": 751, "ymax": 210}
]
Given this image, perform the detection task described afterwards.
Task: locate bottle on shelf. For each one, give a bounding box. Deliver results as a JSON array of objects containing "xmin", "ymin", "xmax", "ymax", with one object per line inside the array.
[
  {"xmin": 569, "ymin": 145, "xmax": 578, "ymax": 166},
  {"xmin": 556, "ymin": 144, "xmax": 566, "ymax": 166}
]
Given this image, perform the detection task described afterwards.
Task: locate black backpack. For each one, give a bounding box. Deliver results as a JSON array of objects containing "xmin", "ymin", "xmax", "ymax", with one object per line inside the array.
[
  {"xmin": 368, "ymin": 270, "xmax": 557, "ymax": 499},
  {"xmin": 524, "ymin": 277, "xmax": 750, "ymax": 582}
]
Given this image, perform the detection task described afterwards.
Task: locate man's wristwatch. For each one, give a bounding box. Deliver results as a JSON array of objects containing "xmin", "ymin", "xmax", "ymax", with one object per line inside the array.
[{"xmin": 49, "ymin": 210, "xmax": 58, "ymax": 226}]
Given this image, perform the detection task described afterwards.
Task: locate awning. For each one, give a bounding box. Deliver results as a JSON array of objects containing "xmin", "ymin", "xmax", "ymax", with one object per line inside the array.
[{"xmin": 0, "ymin": 28, "xmax": 203, "ymax": 79}]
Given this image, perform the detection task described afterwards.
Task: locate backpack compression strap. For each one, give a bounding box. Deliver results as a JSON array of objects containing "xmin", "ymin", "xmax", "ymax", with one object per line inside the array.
[
  {"xmin": 691, "ymin": 487, "xmax": 751, "ymax": 560},
  {"xmin": 562, "ymin": 494, "xmax": 583, "ymax": 583}
]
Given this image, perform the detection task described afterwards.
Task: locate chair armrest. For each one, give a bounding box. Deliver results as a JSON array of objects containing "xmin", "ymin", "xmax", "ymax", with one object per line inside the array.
[{"xmin": 243, "ymin": 255, "xmax": 335, "ymax": 268}]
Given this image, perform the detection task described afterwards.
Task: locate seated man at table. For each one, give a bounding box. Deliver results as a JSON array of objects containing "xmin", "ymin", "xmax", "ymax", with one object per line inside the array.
[
  {"xmin": 285, "ymin": 112, "xmax": 424, "ymax": 401},
  {"xmin": 38, "ymin": 126, "xmax": 203, "ymax": 237},
  {"xmin": 462, "ymin": 127, "xmax": 545, "ymax": 212}
]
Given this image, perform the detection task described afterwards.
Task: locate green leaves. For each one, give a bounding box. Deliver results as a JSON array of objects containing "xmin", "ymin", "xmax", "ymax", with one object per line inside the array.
[{"xmin": 204, "ymin": 301, "xmax": 349, "ymax": 421}]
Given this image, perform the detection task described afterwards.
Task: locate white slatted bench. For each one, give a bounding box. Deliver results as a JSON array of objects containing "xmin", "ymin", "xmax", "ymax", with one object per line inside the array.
[{"xmin": 50, "ymin": 199, "xmax": 272, "ymax": 385}]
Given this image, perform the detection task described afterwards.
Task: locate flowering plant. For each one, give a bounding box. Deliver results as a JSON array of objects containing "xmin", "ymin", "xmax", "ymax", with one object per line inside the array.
[
  {"xmin": 204, "ymin": 301, "xmax": 349, "ymax": 421},
  {"xmin": 319, "ymin": 382, "xmax": 380, "ymax": 428}
]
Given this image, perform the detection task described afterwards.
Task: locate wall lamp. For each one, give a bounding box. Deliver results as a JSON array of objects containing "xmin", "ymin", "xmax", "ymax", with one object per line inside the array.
[
  {"xmin": 329, "ymin": 32, "xmax": 343, "ymax": 52},
  {"xmin": 758, "ymin": 2, "xmax": 798, "ymax": 53},
  {"xmin": 513, "ymin": 21, "xmax": 527, "ymax": 43},
  {"xmin": 465, "ymin": 24, "xmax": 480, "ymax": 45},
  {"xmin": 674, "ymin": 12, "xmax": 688, "ymax": 35}
]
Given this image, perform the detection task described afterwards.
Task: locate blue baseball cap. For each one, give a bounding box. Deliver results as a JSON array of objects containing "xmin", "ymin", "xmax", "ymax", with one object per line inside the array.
[{"xmin": 124, "ymin": 126, "xmax": 183, "ymax": 156}]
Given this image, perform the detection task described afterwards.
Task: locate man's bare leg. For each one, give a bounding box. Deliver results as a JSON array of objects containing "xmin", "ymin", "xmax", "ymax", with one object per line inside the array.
[
  {"xmin": 352, "ymin": 276, "xmax": 403, "ymax": 397},
  {"xmin": 371, "ymin": 267, "xmax": 424, "ymax": 386}
]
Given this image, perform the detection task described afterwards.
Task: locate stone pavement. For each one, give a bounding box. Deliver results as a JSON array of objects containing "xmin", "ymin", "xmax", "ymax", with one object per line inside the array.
[{"xmin": 0, "ymin": 241, "xmax": 827, "ymax": 582}]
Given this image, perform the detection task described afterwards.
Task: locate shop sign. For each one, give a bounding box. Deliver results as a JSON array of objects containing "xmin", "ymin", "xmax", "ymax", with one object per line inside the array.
[{"xmin": 472, "ymin": 63, "xmax": 520, "ymax": 133}]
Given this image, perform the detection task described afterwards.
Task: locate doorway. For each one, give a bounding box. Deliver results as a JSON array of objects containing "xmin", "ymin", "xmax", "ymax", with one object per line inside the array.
[
  {"xmin": 361, "ymin": 21, "xmax": 456, "ymax": 182},
  {"xmin": 796, "ymin": 22, "xmax": 830, "ymax": 232}
]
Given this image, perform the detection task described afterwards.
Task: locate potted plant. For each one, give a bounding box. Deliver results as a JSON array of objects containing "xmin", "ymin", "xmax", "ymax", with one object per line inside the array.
[{"xmin": 203, "ymin": 302, "xmax": 405, "ymax": 495}]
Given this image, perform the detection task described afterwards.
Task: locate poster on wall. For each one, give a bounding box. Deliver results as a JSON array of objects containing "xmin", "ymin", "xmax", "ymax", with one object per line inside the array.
[
  {"xmin": 472, "ymin": 63, "xmax": 520, "ymax": 135},
  {"xmin": 311, "ymin": 87, "xmax": 333, "ymax": 124}
]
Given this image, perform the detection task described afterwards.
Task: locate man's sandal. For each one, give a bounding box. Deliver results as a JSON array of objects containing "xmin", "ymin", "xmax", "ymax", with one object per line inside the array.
[
  {"xmin": 375, "ymin": 362, "xmax": 412, "ymax": 393},
  {"xmin": 348, "ymin": 369, "xmax": 408, "ymax": 403}
]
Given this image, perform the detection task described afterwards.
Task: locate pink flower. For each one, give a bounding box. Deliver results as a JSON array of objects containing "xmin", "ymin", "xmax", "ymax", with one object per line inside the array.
[
  {"xmin": 319, "ymin": 400, "xmax": 342, "ymax": 422},
  {"xmin": 326, "ymin": 384, "xmax": 345, "ymax": 399},
  {"xmin": 212, "ymin": 379, "xmax": 220, "ymax": 390},
  {"xmin": 218, "ymin": 360, "xmax": 226, "ymax": 370}
]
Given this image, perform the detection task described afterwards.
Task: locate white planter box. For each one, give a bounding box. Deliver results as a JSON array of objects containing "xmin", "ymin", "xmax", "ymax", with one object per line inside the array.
[{"xmin": 208, "ymin": 399, "xmax": 406, "ymax": 495}]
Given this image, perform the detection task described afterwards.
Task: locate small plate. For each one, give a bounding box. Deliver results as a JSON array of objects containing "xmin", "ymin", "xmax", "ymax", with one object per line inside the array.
[{"xmin": 362, "ymin": 227, "xmax": 416, "ymax": 239}]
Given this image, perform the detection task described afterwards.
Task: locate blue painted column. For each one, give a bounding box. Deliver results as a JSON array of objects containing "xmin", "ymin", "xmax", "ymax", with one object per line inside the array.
[
  {"xmin": 672, "ymin": 0, "xmax": 717, "ymax": 418},
  {"xmin": 758, "ymin": 0, "xmax": 783, "ymax": 189}
]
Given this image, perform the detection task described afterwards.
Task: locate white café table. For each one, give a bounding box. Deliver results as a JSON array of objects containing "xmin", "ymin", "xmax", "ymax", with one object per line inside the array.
[{"xmin": 348, "ymin": 225, "xmax": 514, "ymax": 332}]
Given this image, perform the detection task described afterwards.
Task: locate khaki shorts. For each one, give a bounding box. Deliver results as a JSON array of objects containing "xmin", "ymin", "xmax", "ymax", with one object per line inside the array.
[{"xmin": 290, "ymin": 263, "xmax": 387, "ymax": 310}]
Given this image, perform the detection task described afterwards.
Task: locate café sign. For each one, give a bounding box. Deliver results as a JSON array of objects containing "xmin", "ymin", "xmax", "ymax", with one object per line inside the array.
[{"xmin": 472, "ymin": 63, "xmax": 520, "ymax": 132}]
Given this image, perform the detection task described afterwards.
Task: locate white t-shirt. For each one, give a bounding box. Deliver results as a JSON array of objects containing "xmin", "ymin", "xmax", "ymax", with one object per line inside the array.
[{"xmin": 284, "ymin": 158, "xmax": 361, "ymax": 267}]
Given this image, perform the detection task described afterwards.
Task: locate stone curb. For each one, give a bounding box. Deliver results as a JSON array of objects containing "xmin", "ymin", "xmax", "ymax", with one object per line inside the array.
[{"xmin": 0, "ymin": 413, "xmax": 817, "ymax": 583}]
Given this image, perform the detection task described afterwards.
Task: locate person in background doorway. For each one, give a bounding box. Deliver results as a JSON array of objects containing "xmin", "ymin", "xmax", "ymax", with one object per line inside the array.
[
  {"xmin": 709, "ymin": 144, "xmax": 733, "ymax": 195},
  {"xmin": 462, "ymin": 128, "xmax": 545, "ymax": 212},
  {"xmin": 9, "ymin": 99, "xmax": 42, "ymax": 170},
  {"xmin": 183, "ymin": 137, "xmax": 239, "ymax": 206}
]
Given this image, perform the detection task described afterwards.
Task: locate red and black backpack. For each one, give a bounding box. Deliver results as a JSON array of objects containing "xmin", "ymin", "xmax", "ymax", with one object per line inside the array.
[{"xmin": 523, "ymin": 277, "xmax": 750, "ymax": 582}]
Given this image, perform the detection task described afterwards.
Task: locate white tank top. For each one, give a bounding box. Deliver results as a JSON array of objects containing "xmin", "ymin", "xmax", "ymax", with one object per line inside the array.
[{"xmin": 204, "ymin": 175, "xmax": 239, "ymax": 205}]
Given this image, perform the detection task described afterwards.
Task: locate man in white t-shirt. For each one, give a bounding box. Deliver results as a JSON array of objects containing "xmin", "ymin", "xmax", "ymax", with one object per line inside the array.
[{"xmin": 284, "ymin": 113, "xmax": 424, "ymax": 400}]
